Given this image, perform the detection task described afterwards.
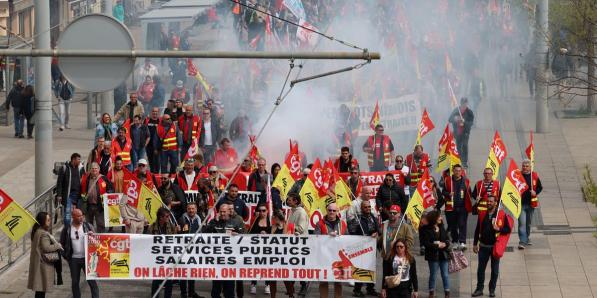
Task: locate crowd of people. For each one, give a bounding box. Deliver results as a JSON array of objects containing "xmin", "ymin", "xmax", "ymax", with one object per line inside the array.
[{"xmin": 18, "ymin": 1, "xmax": 550, "ymax": 298}]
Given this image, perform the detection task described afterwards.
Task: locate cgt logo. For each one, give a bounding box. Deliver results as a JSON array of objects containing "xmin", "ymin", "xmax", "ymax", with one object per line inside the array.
[
  {"xmin": 109, "ymin": 237, "xmax": 130, "ymax": 252},
  {"xmin": 126, "ymin": 180, "xmax": 139, "ymax": 201}
]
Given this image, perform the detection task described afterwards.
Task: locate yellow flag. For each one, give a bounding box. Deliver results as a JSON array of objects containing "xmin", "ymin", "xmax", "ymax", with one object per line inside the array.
[
  {"xmin": 103, "ymin": 193, "xmax": 124, "ymax": 227},
  {"xmin": 138, "ymin": 184, "xmax": 164, "ymax": 224},
  {"xmin": 500, "ymin": 159, "xmax": 528, "ymax": 219},
  {"xmin": 272, "ymin": 165, "xmax": 295, "ymax": 201},
  {"xmin": 298, "ymin": 179, "xmax": 320, "ymax": 217},
  {"xmin": 0, "ymin": 189, "xmax": 37, "ymax": 242},
  {"xmin": 435, "ymin": 124, "xmax": 451, "ymax": 173},
  {"xmin": 334, "ymin": 179, "xmax": 352, "ymax": 210},
  {"xmin": 484, "ymin": 131, "xmax": 508, "ymax": 180}
]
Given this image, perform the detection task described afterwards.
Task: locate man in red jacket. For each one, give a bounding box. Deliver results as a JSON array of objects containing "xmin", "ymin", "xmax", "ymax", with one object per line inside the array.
[
  {"xmin": 158, "ymin": 114, "xmax": 180, "ymax": 174},
  {"xmin": 81, "ymin": 162, "xmax": 114, "ymax": 232},
  {"xmin": 178, "ymin": 105, "xmax": 202, "ymax": 162}
]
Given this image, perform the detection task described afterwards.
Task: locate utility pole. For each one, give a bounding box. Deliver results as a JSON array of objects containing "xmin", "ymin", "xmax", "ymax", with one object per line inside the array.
[
  {"xmin": 535, "ymin": 0, "xmax": 549, "ymax": 133},
  {"xmin": 101, "ymin": 0, "xmax": 115, "ymax": 115},
  {"xmin": 34, "ymin": 0, "xmax": 53, "ymax": 195}
]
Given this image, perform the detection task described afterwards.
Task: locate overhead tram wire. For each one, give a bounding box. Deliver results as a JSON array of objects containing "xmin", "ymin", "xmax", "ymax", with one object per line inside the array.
[
  {"xmin": 151, "ymin": 61, "xmax": 302, "ymax": 298},
  {"xmin": 228, "ymin": 0, "xmax": 365, "ymax": 51}
]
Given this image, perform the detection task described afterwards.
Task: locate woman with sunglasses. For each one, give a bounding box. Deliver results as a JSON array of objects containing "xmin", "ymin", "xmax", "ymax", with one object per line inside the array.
[
  {"xmin": 382, "ymin": 239, "xmax": 418, "ymax": 298},
  {"xmin": 249, "ymin": 203, "xmax": 272, "ymax": 295}
]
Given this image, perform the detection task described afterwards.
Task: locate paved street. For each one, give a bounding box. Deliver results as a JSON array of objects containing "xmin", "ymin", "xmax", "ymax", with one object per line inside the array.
[{"xmin": 0, "ymin": 74, "xmax": 596, "ymax": 297}]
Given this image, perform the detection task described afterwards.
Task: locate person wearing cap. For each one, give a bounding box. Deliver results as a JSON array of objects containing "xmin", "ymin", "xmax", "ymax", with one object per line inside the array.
[
  {"xmin": 448, "ymin": 97, "xmax": 474, "ymax": 168},
  {"xmin": 208, "ymin": 165, "xmax": 228, "ymax": 195},
  {"xmin": 133, "ymin": 159, "xmax": 156, "ymax": 189},
  {"xmin": 362, "ymin": 124, "xmax": 395, "ymax": 171},
  {"xmin": 200, "ymin": 107, "xmax": 222, "ymax": 162},
  {"xmin": 130, "ymin": 115, "xmax": 150, "ymax": 169},
  {"xmin": 178, "ymin": 105, "xmax": 202, "ymax": 162},
  {"xmin": 314, "ymin": 202, "xmax": 347, "ymax": 298},
  {"xmin": 170, "ymin": 79, "xmax": 190, "ymax": 104},
  {"xmin": 114, "ymin": 92, "xmax": 144, "ymax": 123},
  {"xmin": 157, "ymin": 114, "xmax": 181, "ymax": 174},
  {"xmin": 214, "ymin": 138, "xmax": 239, "ymax": 174},
  {"xmin": 379, "ymin": 204, "xmax": 414, "ymax": 257}
]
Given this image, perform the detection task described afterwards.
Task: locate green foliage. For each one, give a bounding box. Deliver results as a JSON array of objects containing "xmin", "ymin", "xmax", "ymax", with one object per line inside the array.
[
  {"xmin": 549, "ymin": 0, "xmax": 597, "ymax": 51},
  {"xmin": 582, "ymin": 164, "xmax": 597, "ymax": 204}
]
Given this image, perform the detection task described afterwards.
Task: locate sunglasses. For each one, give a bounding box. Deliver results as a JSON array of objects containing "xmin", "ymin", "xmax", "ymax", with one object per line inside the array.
[
  {"xmin": 395, "ymin": 160, "xmax": 403, "ymax": 162},
  {"xmin": 327, "ymin": 209, "xmax": 338, "ymax": 212},
  {"xmin": 390, "ymin": 212, "xmax": 399, "ymax": 215},
  {"xmin": 139, "ymin": 164, "xmax": 146, "ymax": 167},
  {"xmin": 258, "ymin": 209, "xmax": 267, "ymax": 212},
  {"xmin": 397, "ymin": 245, "xmax": 405, "ymax": 249},
  {"xmin": 209, "ymin": 171, "xmax": 217, "ymax": 174},
  {"xmin": 75, "ymin": 230, "xmax": 79, "ymax": 240}
]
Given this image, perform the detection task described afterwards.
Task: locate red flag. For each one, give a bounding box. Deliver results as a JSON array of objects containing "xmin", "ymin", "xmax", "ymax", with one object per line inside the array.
[
  {"xmin": 525, "ymin": 130, "xmax": 534, "ymax": 161},
  {"xmin": 286, "ymin": 140, "xmax": 302, "ymax": 180},
  {"xmin": 369, "ymin": 101, "xmax": 380, "ymax": 130},
  {"xmin": 248, "ymin": 135, "xmax": 261, "ymax": 170},
  {"xmin": 309, "ymin": 159, "xmax": 328, "ymax": 197},
  {"xmin": 185, "ymin": 135, "xmax": 200, "ymax": 161}
]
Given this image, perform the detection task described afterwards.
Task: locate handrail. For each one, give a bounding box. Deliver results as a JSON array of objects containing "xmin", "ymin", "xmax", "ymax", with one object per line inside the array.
[{"xmin": 0, "ymin": 186, "xmax": 60, "ymax": 274}]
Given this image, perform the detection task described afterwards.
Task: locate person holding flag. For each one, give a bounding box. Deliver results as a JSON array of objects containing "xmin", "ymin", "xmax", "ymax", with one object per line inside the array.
[
  {"xmin": 472, "ymin": 168, "xmax": 501, "ymax": 216},
  {"xmin": 518, "ymin": 159, "xmax": 542, "ymax": 249},
  {"xmin": 363, "ymin": 124, "xmax": 395, "ymax": 171},
  {"xmin": 178, "ymin": 104, "xmax": 202, "ymax": 162},
  {"xmin": 439, "ymin": 164, "xmax": 472, "ymax": 250},
  {"xmin": 406, "ymin": 144, "xmax": 431, "ymax": 197},
  {"xmin": 448, "ymin": 98, "xmax": 474, "ymax": 168},
  {"xmin": 472, "ymin": 196, "xmax": 511, "ymax": 298},
  {"xmin": 272, "ymin": 141, "xmax": 303, "ymax": 200},
  {"xmin": 348, "ymin": 200, "xmax": 380, "ymax": 297}
]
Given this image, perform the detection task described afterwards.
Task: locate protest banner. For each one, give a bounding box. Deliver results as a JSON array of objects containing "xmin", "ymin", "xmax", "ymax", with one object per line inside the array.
[
  {"xmin": 86, "ymin": 233, "xmax": 376, "ymax": 283},
  {"xmin": 354, "ymin": 94, "xmax": 420, "ymax": 137},
  {"xmin": 103, "ymin": 193, "xmax": 125, "ymax": 228},
  {"xmin": 339, "ymin": 170, "xmax": 406, "ymax": 197}
]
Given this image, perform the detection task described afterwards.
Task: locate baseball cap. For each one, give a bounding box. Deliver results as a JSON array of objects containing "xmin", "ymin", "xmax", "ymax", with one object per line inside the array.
[
  {"xmin": 209, "ymin": 165, "xmax": 218, "ymax": 172},
  {"xmin": 302, "ymin": 168, "xmax": 311, "ymax": 175},
  {"xmin": 176, "ymin": 80, "xmax": 183, "ymax": 88},
  {"xmin": 138, "ymin": 159, "xmax": 148, "ymax": 165},
  {"xmin": 390, "ymin": 205, "xmax": 401, "ymax": 213}
]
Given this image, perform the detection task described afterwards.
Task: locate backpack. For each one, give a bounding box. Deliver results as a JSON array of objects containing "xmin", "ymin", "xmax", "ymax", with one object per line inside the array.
[{"xmin": 60, "ymin": 82, "xmax": 72, "ymax": 100}]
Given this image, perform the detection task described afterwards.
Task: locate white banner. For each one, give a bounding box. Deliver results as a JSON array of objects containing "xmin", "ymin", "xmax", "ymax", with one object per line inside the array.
[
  {"xmin": 86, "ymin": 233, "xmax": 376, "ymax": 283},
  {"xmin": 355, "ymin": 94, "xmax": 421, "ymax": 136}
]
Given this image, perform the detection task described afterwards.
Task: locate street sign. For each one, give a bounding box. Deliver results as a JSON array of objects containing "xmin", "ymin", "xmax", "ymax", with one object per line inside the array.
[{"xmin": 57, "ymin": 14, "xmax": 135, "ymax": 92}]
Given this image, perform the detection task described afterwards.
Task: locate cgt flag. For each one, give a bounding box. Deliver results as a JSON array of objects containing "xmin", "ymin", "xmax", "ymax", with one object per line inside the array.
[
  {"xmin": 0, "ymin": 189, "xmax": 37, "ymax": 242},
  {"xmin": 272, "ymin": 140, "xmax": 302, "ymax": 200},
  {"xmin": 415, "ymin": 108, "xmax": 435, "ymax": 146},
  {"xmin": 525, "ymin": 130, "xmax": 534, "ymax": 167},
  {"xmin": 299, "ymin": 159, "xmax": 324, "ymax": 216},
  {"xmin": 369, "ymin": 101, "xmax": 380, "ymax": 131},
  {"xmin": 125, "ymin": 177, "xmax": 164, "ymax": 225},
  {"xmin": 446, "ymin": 130, "xmax": 462, "ymax": 175},
  {"xmin": 500, "ymin": 159, "xmax": 528, "ymax": 219},
  {"xmin": 405, "ymin": 171, "xmax": 436, "ymax": 230},
  {"xmin": 484, "ymin": 131, "xmax": 508, "ymax": 180},
  {"xmin": 435, "ymin": 124, "xmax": 451, "ymax": 173}
]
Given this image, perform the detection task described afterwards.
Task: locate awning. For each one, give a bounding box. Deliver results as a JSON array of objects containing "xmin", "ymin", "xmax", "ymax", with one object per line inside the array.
[
  {"xmin": 161, "ymin": 0, "xmax": 220, "ymax": 8},
  {"xmin": 139, "ymin": 7, "xmax": 209, "ymax": 23}
]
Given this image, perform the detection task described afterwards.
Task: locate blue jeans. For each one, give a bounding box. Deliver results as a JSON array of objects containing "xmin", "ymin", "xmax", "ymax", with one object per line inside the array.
[
  {"xmin": 13, "ymin": 107, "xmax": 24, "ymax": 136},
  {"xmin": 64, "ymin": 191, "xmax": 80, "ymax": 226},
  {"xmin": 160, "ymin": 150, "xmax": 179, "ymax": 174},
  {"xmin": 476, "ymin": 246, "xmax": 500, "ymax": 292},
  {"xmin": 518, "ymin": 205, "xmax": 534, "ymax": 245},
  {"xmin": 130, "ymin": 147, "xmax": 145, "ymax": 169},
  {"xmin": 428, "ymin": 260, "xmax": 449, "ymax": 292}
]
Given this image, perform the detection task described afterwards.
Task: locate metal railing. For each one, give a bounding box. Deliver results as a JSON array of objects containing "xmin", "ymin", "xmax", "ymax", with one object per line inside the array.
[{"xmin": 0, "ymin": 186, "xmax": 60, "ymax": 274}]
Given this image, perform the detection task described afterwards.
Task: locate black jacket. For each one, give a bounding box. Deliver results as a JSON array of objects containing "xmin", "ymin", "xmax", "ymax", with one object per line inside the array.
[
  {"xmin": 376, "ymin": 183, "xmax": 408, "ymax": 213},
  {"xmin": 55, "ymin": 162, "xmax": 86, "ymax": 206},
  {"xmin": 5, "ymin": 85, "xmax": 24, "ymax": 109},
  {"xmin": 382, "ymin": 257, "xmax": 418, "ymax": 292},
  {"xmin": 420, "ymin": 223, "xmax": 451, "ymax": 262},
  {"xmin": 349, "ymin": 213, "xmax": 379, "ymax": 236},
  {"xmin": 474, "ymin": 210, "xmax": 511, "ymax": 246},
  {"xmin": 199, "ymin": 118, "xmax": 222, "ymax": 147},
  {"xmin": 449, "ymin": 107, "xmax": 474, "ymax": 135},
  {"xmin": 60, "ymin": 222, "xmax": 94, "ymax": 261},
  {"xmin": 158, "ymin": 182, "xmax": 186, "ymax": 216}
]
